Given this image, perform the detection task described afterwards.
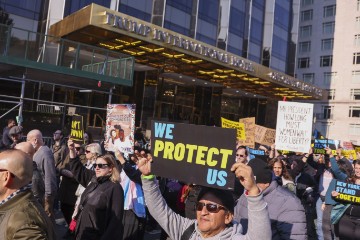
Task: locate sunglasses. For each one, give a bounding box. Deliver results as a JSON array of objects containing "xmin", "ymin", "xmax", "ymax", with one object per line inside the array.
[
  {"xmin": 236, "ymin": 154, "xmax": 244, "ymax": 157},
  {"xmin": 93, "ymin": 163, "xmax": 110, "ymax": 169},
  {"xmin": 195, "ymin": 201, "xmax": 227, "ymax": 213},
  {"xmin": 85, "ymin": 150, "xmax": 91, "ymax": 153},
  {"xmin": 75, "ymin": 147, "xmax": 81, "ymax": 151}
]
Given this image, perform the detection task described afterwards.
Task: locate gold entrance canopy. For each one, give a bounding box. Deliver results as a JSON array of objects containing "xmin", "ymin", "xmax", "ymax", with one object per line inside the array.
[{"xmin": 50, "ymin": 4, "xmax": 324, "ymax": 100}]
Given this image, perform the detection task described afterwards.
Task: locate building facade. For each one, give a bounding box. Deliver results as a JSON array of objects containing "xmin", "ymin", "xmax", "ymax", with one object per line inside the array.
[
  {"xmin": 296, "ymin": 0, "xmax": 360, "ymax": 142},
  {"xmin": 0, "ymin": 0, "xmax": 323, "ymax": 139}
]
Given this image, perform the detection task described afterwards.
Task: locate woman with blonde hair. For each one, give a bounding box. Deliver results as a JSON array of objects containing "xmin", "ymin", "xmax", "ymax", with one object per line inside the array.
[
  {"xmin": 68, "ymin": 139, "xmax": 124, "ymax": 240},
  {"xmin": 84, "ymin": 143, "xmax": 103, "ymax": 169}
]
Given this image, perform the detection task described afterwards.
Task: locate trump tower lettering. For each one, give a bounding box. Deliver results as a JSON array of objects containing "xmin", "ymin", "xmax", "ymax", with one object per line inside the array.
[
  {"xmin": 151, "ymin": 121, "xmax": 236, "ymax": 190},
  {"xmin": 335, "ymin": 180, "xmax": 360, "ymax": 204}
]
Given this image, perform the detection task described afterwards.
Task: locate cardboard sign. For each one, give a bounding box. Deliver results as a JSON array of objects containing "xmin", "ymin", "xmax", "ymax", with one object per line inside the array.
[
  {"xmin": 255, "ymin": 125, "xmax": 276, "ymax": 147},
  {"xmin": 335, "ymin": 180, "xmax": 360, "ymax": 204},
  {"xmin": 237, "ymin": 117, "xmax": 255, "ymax": 148},
  {"xmin": 151, "ymin": 121, "xmax": 236, "ymax": 190},
  {"xmin": 221, "ymin": 117, "xmax": 246, "ymax": 140},
  {"xmin": 313, "ymin": 139, "xmax": 339, "ymax": 155},
  {"xmin": 275, "ymin": 101, "xmax": 313, "ymax": 153},
  {"xmin": 70, "ymin": 115, "xmax": 84, "ymax": 144},
  {"xmin": 105, "ymin": 104, "xmax": 135, "ymax": 156}
]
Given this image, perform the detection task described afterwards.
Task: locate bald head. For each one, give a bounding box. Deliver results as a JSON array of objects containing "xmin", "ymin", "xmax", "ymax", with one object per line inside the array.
[
  {"xmin": 0, "ymin": 150, "xmax": 33, "ymax": 187},
  {"xmin": 26, "ymin": 129, "xmax": 44, "ymax": 150},
  {"xmin": 15, "ymin": 142, "xmax": 35, "ymax": 158}
]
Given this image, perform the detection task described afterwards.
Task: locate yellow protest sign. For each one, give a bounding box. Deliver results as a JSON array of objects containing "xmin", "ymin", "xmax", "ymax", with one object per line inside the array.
[{"xmin": 221, "ymin": 117, "xmax": 246, "ymax": 140}]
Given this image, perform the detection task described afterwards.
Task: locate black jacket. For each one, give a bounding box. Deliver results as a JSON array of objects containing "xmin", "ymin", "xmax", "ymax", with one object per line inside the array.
[{"xmin": 69, "ymin": 157, "xmax": 124, "ymax": 240}]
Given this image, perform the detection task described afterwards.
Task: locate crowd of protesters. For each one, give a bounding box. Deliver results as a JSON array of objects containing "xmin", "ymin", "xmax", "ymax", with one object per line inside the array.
[{"xmin": 0, "ymin": 118, "xmax": 360, "ymax": 240}]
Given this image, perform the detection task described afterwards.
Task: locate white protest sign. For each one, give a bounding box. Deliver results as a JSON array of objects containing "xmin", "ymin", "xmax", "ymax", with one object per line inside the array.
[{"xmin": 275, "ymin": 101, "xmax": 313, "ymax": 153}]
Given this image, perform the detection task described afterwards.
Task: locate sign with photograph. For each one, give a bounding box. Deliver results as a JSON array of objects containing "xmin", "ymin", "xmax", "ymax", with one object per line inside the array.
[
  {"xmin": 105, "ymin": 104, "xmax": 135, "ymax": 156},
  {"xmin": 151, "ymin": 121, "xmax": 236, "ymax": 190}
]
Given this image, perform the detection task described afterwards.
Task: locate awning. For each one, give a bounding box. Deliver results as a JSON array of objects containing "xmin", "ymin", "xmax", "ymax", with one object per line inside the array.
[{"xmin": 49, "ymin": 4, "xmax": 324, "ymax": 100}]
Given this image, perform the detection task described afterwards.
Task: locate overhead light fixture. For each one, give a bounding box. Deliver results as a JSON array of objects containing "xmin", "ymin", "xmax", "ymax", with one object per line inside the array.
[
  {"xmin": 192, "ymin": 79, "xmax": 196, "ymax": 82},
  {"xmin": 79, "ymin": 90, "xmax": 92, "ymax": 93}
]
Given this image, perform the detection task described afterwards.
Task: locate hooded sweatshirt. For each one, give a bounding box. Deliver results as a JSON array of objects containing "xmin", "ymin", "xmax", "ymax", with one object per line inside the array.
[{"xmin": 142, "ymin": 178, "xmax": 271, "ymax": 240}]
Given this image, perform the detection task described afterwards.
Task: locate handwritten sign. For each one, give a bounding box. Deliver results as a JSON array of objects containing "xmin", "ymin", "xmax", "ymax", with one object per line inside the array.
[
  {"xmin": 275, "ymin": 101, "xmax": 313, "ymax": 153},
  {"xmin": 237, "ymin": 117, "xmax": 255, "ymax": 147},
  {"xmin": 151, "ymin": 121, "xmax": 236, "ymax": 190},
  {"xmin": 221, "ymin": 117, "xmax": 246, "ymax": 140},
  {"xmin": 70, "ymin": 115, "xmax": 84, "ymax": 144},
  {"xmin": 255, "ymin": 125, "xmax": 276, "ymax": 147},
  {"xmin": 335, "ymin": 180, "xmax": 360, "ymax": 204},
  {"xmin": 313, "ymin": 139, "xmax": 339, "ymax": 155}
]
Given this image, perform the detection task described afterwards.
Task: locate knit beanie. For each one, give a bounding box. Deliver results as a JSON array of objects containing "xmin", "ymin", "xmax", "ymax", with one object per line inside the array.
[
  {"xmin": 248, "ymin": 158, "xmax": 272, "ymax": 184},
  {"xmin": 197, "ymin": 187, "xmax": 235, "ymax": 213}
]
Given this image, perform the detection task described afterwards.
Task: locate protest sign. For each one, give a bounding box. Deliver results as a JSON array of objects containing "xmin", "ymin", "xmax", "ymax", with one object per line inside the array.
[
  {"xmin": 247, "ymin": 147, "xmax": 267, "ymax": 161},
  {"xmin": 354, "ymin": 144, "xmax": 360, "ymax": 153},
  {"xmin": 255, "ymin": 125, "xmax": 276, "ymax": 147},
  {"xmin": 341, "ymin": 141, "xmax": 357, "ymax": 159},
  {"xmin": 221, "ymin": 117, "xmax": 246, "ymax": 140},
  {"xmin": 151, "ymin": 121, "xmax": 236, "ymax": 190},
  {"xmin": 237, "ymin": 117, "xmax": 255, "ymax": 148},
  {"xmin": 313, "ymin": 139, "xmax": 339, "ymax": 155},
  {"xmin": 105, "ymin": 104, "xmax": 135, "ymax": 156},
  {"xmin": 275, "ymin": 101, "xmax": 313, "ymax": 153},
  {"xmin": 335, "ymin": 180, "xmax": 360, "ymax": 204},
  {"xmin": 70, "ymin": 115, "xmax": 84, "ymax": 144}
]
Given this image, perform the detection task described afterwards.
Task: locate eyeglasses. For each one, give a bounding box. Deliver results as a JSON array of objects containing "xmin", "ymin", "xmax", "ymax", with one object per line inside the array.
[
  {"xmin": 93, "ymin": 163, "xmax": 110, "ymax": 169},
  {"xmin": 236, "ymin": 154, "xmax": 244, "ymax": 157},
  {"xmin": 195, "ymin": 201, "xmax": 227, "ymax": 213},
  {"xmin": 75, "ymin": 147, "xmax": 81, "ymax": 151}
]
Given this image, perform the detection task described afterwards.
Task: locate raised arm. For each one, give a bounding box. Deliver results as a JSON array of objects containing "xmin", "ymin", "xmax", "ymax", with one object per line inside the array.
[{"xmin": 68, "ymin": 139, "xmax": 94, "ymax": 187}]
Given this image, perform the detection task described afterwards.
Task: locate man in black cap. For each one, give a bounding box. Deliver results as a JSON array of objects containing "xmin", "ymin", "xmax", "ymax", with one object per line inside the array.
[
  {"xmin": 234, "ymin": 158, "xmax": 307, "ymax": 240},
  {"xmin": 136, "ymin": 154, "xmax": 271, "ymax": 239}
]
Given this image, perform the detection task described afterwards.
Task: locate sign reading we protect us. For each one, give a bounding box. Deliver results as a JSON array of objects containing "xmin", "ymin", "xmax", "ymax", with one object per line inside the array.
[{"xmin": 151, "ymin": 121, "xmax": 236, "ymax": 190}]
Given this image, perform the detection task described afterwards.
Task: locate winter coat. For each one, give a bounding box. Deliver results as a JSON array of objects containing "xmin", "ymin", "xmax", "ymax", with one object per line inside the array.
[
  {"xmin": 0, "ymin": 190, "xmax": 56, "ymax": 240},
  {"xmin": 142, "ymin": 177, "xmax": 272, "ymax": 240},
  {"xmin": 234, "ymin": 180, "xmax": 307, "ymax": 240},
  {"xmin": 69, "ymin": 157, "xmax": 124, "ymax": 240}
]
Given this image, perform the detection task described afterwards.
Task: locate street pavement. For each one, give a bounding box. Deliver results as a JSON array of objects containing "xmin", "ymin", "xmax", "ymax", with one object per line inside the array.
[{"xmin": 55, "ymin": 210, "xmax": 161, "ymax": 240}]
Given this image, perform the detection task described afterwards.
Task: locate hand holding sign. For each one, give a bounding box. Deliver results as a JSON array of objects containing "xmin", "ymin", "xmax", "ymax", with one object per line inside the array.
[
  {"xmin": 230, "ymin": 163, "xmax": 260, "ymax": 196},
  {"xmin": 136, "ymin": 153, "xmax": 153, "ymax": 176},
  {"xmin": 325, "ymin": 147, "xmax": 333, "ymax": 157},
  {"xmin": 67, "ymin": 139, "xmax": 76, "ymax": 159}
]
